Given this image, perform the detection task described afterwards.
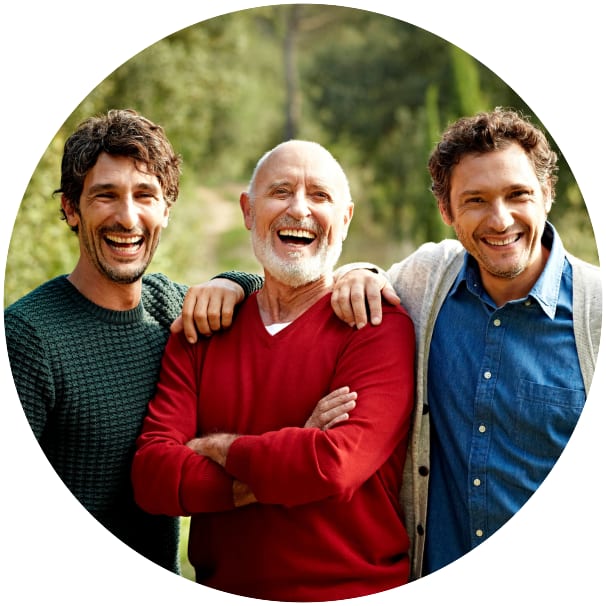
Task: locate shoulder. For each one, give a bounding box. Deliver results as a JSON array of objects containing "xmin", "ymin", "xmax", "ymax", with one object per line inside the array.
[
  {"xmin": 409, "ymin": 239, "xmax": 464, "ymax": 265},
  {"xmin": 4, "ymin": 278, "xmax": 72, "ymax": 351},
  {"xmin": 566, "ymin": 254, "xmax": 601, "ymax": 298},
  {"xmin": 142, "ymin": 273, "xmax": 188, "ymax": 304},
  {"xmin": 567, "ymin": 254, "xmax": 601, "ymax": 280},
  {"xmin": 5, "ymin": 276, "xmax": 69, "ymax": 321},
  {"xmin": 388, "ymin": 239, "xmax": 464, "ymax": 276}
]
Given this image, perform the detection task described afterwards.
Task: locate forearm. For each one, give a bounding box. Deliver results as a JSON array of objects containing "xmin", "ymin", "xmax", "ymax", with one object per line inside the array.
[
  {"xmin": 187, "ymin": 433, "xmax": 238, "ymax": 467},
  {"xmin": 187, "ymin": 434, "xmax": 258, "ymax": 508},
  {"xmin": 212, "ymin": 271, "xmax": 263, "ymax": 298},
  {"xmin": 226, "ymin": 310, "xmax": 415, "ymax": 507}
]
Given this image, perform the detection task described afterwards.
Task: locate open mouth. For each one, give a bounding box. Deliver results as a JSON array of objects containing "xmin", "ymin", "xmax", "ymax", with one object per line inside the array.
[
  {"xmin": 482, "ymin": 233, "xmax": 521, "ymax": 247},
  {"xmin": 104, "ymin": 234, "xmax": 145, "ymax": 251},
  {"xmin": 277, "ymin": 228, "xmax": 316, "ymax": 246}
]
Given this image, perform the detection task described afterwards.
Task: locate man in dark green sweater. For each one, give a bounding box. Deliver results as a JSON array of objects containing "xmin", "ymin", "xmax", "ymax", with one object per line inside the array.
[{"xmin": 4, "ymin": 109, "xmax": 260, "ymax": 573}]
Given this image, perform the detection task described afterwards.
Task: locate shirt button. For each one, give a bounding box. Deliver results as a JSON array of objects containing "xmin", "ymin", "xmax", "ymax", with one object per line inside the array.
[
  {"xmin": 483, "ymin": 371, "xmax": 492, "ymax": 379},
  {"xmin": 473, "ymin": 478, "xmax": 481, "ymax": 486},
  {"xmin": 478, "ymin": 424, "xmax": 487, "ymax": 433},
  {"xmin": 475, "ymin": 529, "xmax": 484, "ymax": 538},
  {"xmin": 524, "ymin": 300, "xmax": 532, "ymax": 307},
  {"xmin": 493, "ymin": 318, "xmax": 501, "ymax": 327}
]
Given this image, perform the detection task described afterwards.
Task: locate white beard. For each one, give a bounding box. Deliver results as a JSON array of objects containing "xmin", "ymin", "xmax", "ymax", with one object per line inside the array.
[{"xmin": 251, "ymin": 220, "xmax": 343, "ymax": 288}]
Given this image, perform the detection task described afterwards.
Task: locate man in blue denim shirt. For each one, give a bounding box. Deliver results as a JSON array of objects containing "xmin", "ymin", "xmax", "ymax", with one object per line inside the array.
[{"xmin": 327, "ymin": 108, "xmax": 601, "ymax": 579}]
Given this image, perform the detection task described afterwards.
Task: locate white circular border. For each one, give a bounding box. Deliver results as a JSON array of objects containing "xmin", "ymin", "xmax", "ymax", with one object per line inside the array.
[{"xmin": 2, "ymin": 2, "xmax": 603, "ymax": 604}]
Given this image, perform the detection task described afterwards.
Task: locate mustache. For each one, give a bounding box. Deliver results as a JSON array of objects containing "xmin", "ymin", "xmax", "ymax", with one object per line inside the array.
[
  {"xmin": 99, "ymin": 225, "xmax": 148, "ymax": 238},
  {"xmin": 271, "ymin": 216, "xmax": 324, "ymax": 237}
]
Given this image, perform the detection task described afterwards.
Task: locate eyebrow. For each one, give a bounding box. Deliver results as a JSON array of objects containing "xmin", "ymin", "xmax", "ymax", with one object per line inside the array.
[
  {"xmin": 458, "ymin": 183, "xmax": 534, "ymax": 196},
  {"xmin": 87, "ymin": 182, "xmax": 160, "ymax": 194}
]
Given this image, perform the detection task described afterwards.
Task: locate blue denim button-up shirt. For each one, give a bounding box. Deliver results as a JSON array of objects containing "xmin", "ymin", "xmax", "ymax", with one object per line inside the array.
[{"xmin": 424, "ymin": 223, "xmax": 585, "ymax": 574}]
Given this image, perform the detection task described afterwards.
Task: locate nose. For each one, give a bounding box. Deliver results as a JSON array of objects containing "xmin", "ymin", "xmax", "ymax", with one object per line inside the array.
[
  {"xmin": 287, "ymin": 189, "xmax": 311, "ymax": 220},
  {"xmin": 115, "ymin": 196, "xmax": 138, "ymax": 229},
  {"xmin": 487, "ymin": 198, "xmax": 515, "ymax": 232}
]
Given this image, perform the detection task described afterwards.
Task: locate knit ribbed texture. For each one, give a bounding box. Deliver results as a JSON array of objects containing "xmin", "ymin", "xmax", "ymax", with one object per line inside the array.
[
  {"xmin": 4, "ymin": 273, "xmax": 189, "ymax": 572},
  {"xmin": 214, "ymin": 271, "xmax": 263, "ymax": 297}
]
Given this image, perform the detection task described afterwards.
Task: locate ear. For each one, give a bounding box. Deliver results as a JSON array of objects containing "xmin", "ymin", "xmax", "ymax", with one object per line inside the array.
[
  {"xmin": 543, "ymin": 183, "xmax": 553, "ymax": 214},
  {"xmin": 438, "ymin": 200, "xmax": 453, "ymax": 226},
  {"xmin": 161, "ymin": 203, "xmax": 170, "ymax": 228},
  {"xmin": 61, "ymin": 195, "xmax": 80, "ymax": 229},
  {"xmin": 240, "ymin": 192, "xmax": 253, "ymax": 230},
  {"xmin": 341, "ymin": 201, "xmax": 354, "ymax": 240}
]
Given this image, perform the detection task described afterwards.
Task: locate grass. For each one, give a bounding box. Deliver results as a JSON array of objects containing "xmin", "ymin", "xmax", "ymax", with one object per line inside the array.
[{"xmin": 179, "ymin": 517, "xmax": 195, "ymax": 581}]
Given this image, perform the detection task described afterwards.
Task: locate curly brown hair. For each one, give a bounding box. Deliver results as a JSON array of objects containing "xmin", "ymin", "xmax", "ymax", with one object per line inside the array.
[
  {"xmin": 428, "ymin": 107, "xmax": 558, "ymax": 219},
  {"xmin": 56, "ymin": 109, "xmax": 181, "ymax": 229}
]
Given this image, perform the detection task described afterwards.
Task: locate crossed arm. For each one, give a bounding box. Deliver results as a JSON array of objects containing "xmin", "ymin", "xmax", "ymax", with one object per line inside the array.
[
  {"xmin": 185, "ymin": 385, "xmax": 356, "ymax": 507},
  {"xmin": 161, "ymin": 268, "xmax": 397, "ymax": 508}
]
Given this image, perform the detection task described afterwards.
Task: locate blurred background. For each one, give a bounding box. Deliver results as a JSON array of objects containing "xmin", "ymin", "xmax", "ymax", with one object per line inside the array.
[
  {"xmin": 3, "ymin": 4, "xmax": 600, "ymax": 582},
  {"xmin": 4, "ymin": 5, "xmax": 597, "ymax": 308}
]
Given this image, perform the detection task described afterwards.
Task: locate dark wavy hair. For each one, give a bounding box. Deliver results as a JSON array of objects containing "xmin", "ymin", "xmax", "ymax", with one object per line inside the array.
[
  {"xmin": 56, "ymin": 109, "xmax": 182, "ymax": 229},
  {"xmin": 428, "ymin": 107, "xmax": 558, "ymax": 219}
]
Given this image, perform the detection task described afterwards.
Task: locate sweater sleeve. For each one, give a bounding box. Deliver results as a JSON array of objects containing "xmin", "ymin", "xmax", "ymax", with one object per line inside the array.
[
  {"xmin": 212, "ymin": 271, "xmax": 264, "ymax": 298},
  {"xmin": 4, "ymin": 310, "xmax": 55, "ymax": 438},
  {"xmin": 132, "ymin": 332, "xmax": 236, "ymax": 516},
  {"xmin": 225, "ymin": 307, "xmax": 415, "ymax": 506}
]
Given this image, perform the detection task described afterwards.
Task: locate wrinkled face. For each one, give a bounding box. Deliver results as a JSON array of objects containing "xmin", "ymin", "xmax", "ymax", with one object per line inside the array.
[
  {"xmin": 63, "ymin": 153, "xmax": 169, "ymax": 284},
  {"xmin": 442, "ymin": 143, "xmax": 552, "ymax": 290},
  {"xmin": 241, "ymin": 142, "xmax": 353, "ymax": 287}
]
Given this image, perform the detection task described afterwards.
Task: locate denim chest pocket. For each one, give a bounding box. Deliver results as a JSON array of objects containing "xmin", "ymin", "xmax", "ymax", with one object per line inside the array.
[{"xmin": 513, "ymin": 379, "xmax": 585, "ymax": 482}]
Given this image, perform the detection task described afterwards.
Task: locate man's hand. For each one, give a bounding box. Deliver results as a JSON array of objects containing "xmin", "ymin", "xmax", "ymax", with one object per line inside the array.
[
  {"xmin": 305, "ymin": 387, "xmax": 357, "ymax": 430},
  {"xmin": 331, "ymin": 269, "xmax": 399, "ymax": 329},
  {"xmin": 186, "ymin": 433, "xmax": 238, "ymax": 467},
  {"xmin": 171, "ymin": 278, "xmax": 245, "ymax": 343},
  {"xmin": 233, "ymin": 479, "xmax": 257, "ymax": 507}
]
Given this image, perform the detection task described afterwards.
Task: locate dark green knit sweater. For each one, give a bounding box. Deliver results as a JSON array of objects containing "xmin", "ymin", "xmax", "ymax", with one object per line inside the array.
[{"xmin": 4, "ymin": 270, "xmax": 261, "ymax": 572}]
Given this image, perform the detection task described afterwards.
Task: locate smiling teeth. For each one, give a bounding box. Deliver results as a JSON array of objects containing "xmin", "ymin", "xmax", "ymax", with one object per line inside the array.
[
  {"xmin": 279, "ymin": 229, "xmax": 315, "ymax": 239},
  {"xmin": 485, "ymin": 235, "xmax": 518, "ymax": 246},
  {"xmin": 106, "ymin": 235, "xmax": 143, "ymax": 244}
]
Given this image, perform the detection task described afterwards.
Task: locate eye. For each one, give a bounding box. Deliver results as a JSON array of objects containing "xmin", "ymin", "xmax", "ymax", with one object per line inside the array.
[
  {"xmin": 510, "ymin": 189, "xmax": 532, "ymax": 200},
  {"xmin": 272, "ymin": 187, "xmax": 291, "ymax": 198},
  {"xmin": 134, "ymin": 189, "xmax": 162, "ymax": 205},
  {"xmin": 311, "ymin": 191, "xmax": 330, "ymax": 202},
  {"xmin": 94, "ymin": 191, "xmax": 116, "ymax": 201}
]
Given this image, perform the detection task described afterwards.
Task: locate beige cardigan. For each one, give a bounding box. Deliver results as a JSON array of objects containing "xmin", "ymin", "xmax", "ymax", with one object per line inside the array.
[{"xmin": 387, "ymin": 238, "xmax": 602, "ymax": 580}]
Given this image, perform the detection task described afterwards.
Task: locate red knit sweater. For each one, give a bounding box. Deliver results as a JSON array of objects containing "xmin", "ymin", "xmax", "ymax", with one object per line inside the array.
[{"xmin": 133, "ymin": 293, "xmax": 415, "ymax": 601}]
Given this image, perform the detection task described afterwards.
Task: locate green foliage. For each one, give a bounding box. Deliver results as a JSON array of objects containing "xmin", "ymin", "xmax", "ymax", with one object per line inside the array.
[
  {"xmin": 4, "ymin": 5, "xmax": 598, "ymax": 308},
  {"xmin": 5, "ymin": 136, "xmax": 79, "ymax": 305}
]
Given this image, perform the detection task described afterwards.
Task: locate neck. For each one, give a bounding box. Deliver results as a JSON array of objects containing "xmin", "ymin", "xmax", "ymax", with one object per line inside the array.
[
  {"xmin": 257, "ymin": 273, "xmax": 332, "ymax": 325},
  {"xmin": 481, "ymin": 244, "xmax": 550, "ymax": 307},
  {"xmin": 68, "ymin": 263, "xmax": 143, "ymax": 311}
]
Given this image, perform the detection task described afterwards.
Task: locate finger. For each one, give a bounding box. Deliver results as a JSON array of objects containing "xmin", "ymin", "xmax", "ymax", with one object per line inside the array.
[
  {"xmin": 205, "ymin": 295, "xmax": 224, "ymax": 333},
  {"xmin": 349, "ymin": 283, "xmax": 370, "ymax": 329},
  {"xmin": 170, "ymin": 314, "xmax": 184, "ymax": 334},
  {"xmin": 366, "ymin": 284, "xmax": 384, "ymax": 326},
  {"xmin": 381, "ymin": 283, "xmax": 401, "ymax": 307},
  {"xmin": 193, "ymin": 300, "xmax": 213, "ymax": 338},
  {"xmin": 316, "ymin": 387, "xmax": 352, "ymax": 411},
  {"xmin": 331, "ymin": 288, "xmax": 356, "ymax": 327},
  {"xmin": 181, "ymin": 291, "xmax": 203, "ymax": 343},
  {"xmin": 219, "ymin": 293, "xmax": 236, "ymax": 329},
  {"xmin": 319, "ymin": 400, "xmax": 356, "ymax": 425},
  {"xmin": 323, "ymin": 412, "xmax": 351, "ymax": 430},
  {"xmin": 322, "ymin": 386, "xmax": 351, "ymax": 401}
]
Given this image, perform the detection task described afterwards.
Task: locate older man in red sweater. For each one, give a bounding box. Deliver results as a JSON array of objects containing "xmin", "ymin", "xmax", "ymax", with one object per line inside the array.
[{"xmin": 132, "ymin": 140, "xmax": 415, "ymax": 601}]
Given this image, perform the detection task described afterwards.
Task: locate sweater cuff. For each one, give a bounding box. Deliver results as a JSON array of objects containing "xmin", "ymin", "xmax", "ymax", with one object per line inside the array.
[{"xmin": 213, "ymin": 271, "xmax": 263, "ymax": 298}]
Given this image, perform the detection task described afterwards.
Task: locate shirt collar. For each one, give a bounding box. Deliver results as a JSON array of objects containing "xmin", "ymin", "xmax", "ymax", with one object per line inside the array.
[{"xmin": 452, "ymin": 222, "xmax": 565, "ymax": 318}]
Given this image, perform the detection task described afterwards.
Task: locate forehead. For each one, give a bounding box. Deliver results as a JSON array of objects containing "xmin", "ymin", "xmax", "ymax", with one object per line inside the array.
[
  {"xmin": 83, "ymin": 153, "xmax": 160, "ymax": 189},
  {"xmin": 257, "ymin": 144, "xmax": 345, "ymax": 192},
  {"xmin": 451, "ymin": 144, "xmax": 538, "ymax": 194}
]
